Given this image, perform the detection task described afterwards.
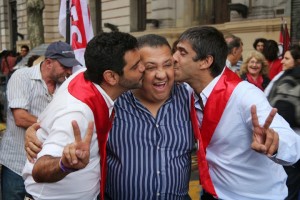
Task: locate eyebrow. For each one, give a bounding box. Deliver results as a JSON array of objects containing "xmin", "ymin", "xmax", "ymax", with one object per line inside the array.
[
  {"xmin": 177, "ymin": 46, "xmax": 188, "ymax": 53},
  {"xmin": 130, "ymin": 59, "xmax": 141, "ymax": 70}
]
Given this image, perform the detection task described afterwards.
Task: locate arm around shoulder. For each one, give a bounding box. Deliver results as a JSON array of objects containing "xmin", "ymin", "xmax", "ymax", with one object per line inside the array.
[{"xmin": 32, "ymin": 155, "xmax": 70, "ymax": 183}]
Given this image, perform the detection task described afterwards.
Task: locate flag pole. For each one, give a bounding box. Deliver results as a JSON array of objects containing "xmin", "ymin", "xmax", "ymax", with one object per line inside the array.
[{"xmin": 66, "ymin": 0, "xmax": 70, "ymax": 44}]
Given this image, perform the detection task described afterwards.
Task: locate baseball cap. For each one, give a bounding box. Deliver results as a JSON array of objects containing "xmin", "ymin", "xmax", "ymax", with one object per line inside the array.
[{"xmin": 45, "ymin": 41, "xmax": 81, "ymax": 67}]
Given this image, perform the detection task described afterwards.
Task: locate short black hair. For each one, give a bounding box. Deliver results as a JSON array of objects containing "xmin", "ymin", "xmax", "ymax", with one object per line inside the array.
[
  {"xmin": 253, "ymin": 38, "xmax": 267, "ymax": 49},
  {"xmin": 84, "ymin": 32, "xmax": 138, "ymax": 83},
  {"xmin": 178, "ymin": 26, "xmax": 228, "ymax": 77},
  {"xmin": 137, "ymin": 34, "xmax": 170, "ymax": 49}
]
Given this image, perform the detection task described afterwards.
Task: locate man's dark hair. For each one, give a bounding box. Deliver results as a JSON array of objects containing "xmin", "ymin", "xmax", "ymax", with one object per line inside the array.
[
  {"xmin": 253, "ymin": 38, "xmax": 267, "ymax": 50},
  {"xmin": 178, "ymin": 26, "xmax": 228, "ymax": 77},
  {"xmin": 21, "ymin": 45, "xmax": 29, "ymax": 52},
  {"xmin": 263, "ymin": 40, "xmax": 279, "ymax": 61},
  {"xmin": 225, "ymin": 34, "xmax": 242, "ymax": 54},
  {"xmin": 137, "ymin": 34, "xmax": 170, "ymax": 49},
  {"xmin": 84, "ymin": 32, "xmax": 138, "ymax": 83}
]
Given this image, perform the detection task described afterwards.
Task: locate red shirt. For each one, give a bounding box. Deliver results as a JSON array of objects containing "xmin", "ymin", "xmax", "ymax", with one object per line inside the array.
[{"xmin": 268, "ymin": 58, "xmax": 282, "ymax": 80}]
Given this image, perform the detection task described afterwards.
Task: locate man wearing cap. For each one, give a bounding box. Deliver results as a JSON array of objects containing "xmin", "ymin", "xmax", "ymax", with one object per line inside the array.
[{"xmin": 0, "ymin": 41, "xmax": 80, "ymax": 200}]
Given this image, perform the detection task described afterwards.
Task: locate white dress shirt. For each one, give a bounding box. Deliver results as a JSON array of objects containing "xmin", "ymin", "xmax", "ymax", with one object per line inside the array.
[{"xmin": 187, "ymin": 71, "xmax": 300, "ymax": 199}]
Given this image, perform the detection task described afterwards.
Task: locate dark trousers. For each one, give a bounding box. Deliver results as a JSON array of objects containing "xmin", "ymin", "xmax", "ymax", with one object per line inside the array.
[
  {"xmin": 284, "ymin": 165, "xmax": 300, "ymax": 200},
  {"xmin": 201, "ymin": 191, "xmax": 218, "ymax": 200},
  {"xmin": 1, "ymin": 165, "xmax": 26, "ymax": 200}
]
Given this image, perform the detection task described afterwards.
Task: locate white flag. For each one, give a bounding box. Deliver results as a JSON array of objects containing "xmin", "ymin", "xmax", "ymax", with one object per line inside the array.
[{"xmin": 59, "ymin": 0, "xmax": 94, "ymax": 71}]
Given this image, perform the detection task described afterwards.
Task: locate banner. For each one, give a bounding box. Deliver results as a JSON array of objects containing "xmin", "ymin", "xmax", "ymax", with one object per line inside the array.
[
  {"xmin": 279, "ymin": 19, "xmax": 290, "ymax": 58},
  {"xmin": 59, "ymin": 0, "xmax": 94, "ymax": 70}
]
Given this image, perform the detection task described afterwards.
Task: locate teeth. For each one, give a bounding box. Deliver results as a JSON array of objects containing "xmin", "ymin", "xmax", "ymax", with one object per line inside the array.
[{"xmin": 155, "ymin": 82, "xmax": 166, "ymax": 86}]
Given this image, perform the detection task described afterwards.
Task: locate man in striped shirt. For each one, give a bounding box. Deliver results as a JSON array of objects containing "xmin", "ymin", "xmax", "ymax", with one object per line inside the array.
[
  {"xmin": 25, "ymin": 34, "xmax": 195, "ymax": 200},
  {"xmin": 104, "ymin": 34, "xmax": 194, "ymax": 199},
  {"xmin": 0, "ymin": 41, "xmax": 80, "ymax": 200}
]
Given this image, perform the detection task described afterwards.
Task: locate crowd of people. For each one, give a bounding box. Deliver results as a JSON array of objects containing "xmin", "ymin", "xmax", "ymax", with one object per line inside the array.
[{"xmin": 0, "ymin": 26, "xmax": 299, "ymax": 200}]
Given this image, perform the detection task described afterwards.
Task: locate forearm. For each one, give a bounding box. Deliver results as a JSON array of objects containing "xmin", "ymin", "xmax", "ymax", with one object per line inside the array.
[
  {"xmin": 12, "ymin": 108, "xmax": 37, "ymax": 128},
  {"xmin": 32, "ymin": 155, "xmax": 69, "ymax": 183}
]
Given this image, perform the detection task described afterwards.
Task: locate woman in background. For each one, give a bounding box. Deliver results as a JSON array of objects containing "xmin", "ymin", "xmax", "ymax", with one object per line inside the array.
[
  {"xmin": 239, "ymin": 51, "xmax": 270, "ymax": 91},
  {"xmin": 265, "ymin": 44, "xmax": 300, "ymax": 200},
  {"xmin": 263, "ymin": 39, "xmax": 283, "ymax": 79}
]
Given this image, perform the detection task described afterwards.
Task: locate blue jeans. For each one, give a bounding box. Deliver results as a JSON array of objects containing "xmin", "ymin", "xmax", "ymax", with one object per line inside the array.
[{"xmin": 1, "ymin": 165, "xmax": 25, "ymax": 200}]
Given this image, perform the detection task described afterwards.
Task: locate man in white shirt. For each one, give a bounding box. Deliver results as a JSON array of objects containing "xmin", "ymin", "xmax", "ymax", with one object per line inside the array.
[
  {"xmin": 0, "ymin": 41, "xmax": 80, "ymax": 200},
  {"xmin": 22, "ymin": 32, "xmax": 145, "ymax": 200},
  {"xmin": 172, "ymin": 26, "xmax": 300, "ymax": 200}
]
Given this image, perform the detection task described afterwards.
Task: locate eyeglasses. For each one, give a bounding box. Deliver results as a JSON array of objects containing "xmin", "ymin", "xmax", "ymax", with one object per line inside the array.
[{"xmin": 249, "ymin": 61, "xmax": 262, "ymax": 65}]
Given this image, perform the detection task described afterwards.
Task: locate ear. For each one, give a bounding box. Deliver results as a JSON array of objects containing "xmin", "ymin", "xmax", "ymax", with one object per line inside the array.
[
  {"xmin": 199, "ymin": 55, "xmax": 214, "ymax": 70},
  {"xmin": 103, "ymin": 70, "xmax": 119, "ymax": 86},
  {"xmin": 44, "ymin": 58, "xmax": 53, "ymax": 69},
  {"xmin": 232, "ymin": 47, "xmax": 237, "ymax": 55}
]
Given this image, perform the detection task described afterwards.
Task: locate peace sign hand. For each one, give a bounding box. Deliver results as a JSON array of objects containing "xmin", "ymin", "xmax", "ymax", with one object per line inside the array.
[
  {"xmin": 251, "ymin": 105, "xmax": 279, "ymax": 157},
  {"xmin": 61, "ymin": 120, "xmax": 94, "ymax": 170}
]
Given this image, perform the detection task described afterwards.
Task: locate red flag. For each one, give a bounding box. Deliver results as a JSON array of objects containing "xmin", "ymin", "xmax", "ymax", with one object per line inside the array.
[
  {"xmin": 279, "ymin": 19, "xmax": 290, "ymax": 57},
  {"xmin": 59, "ymin": 0, "xmax": 94, "ymax": 71},
  {"xmin": 283, "ymin": 22, "xmax": 290, "ymax": 55}
]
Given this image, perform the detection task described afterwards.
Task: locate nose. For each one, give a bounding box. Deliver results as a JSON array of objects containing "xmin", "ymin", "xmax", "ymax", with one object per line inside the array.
[
  {"xmin": 155, "ymin": 68, "xmax": 167, "ymax": 79},
  {"xmin": 138, "ymin": 63, "xmax": 145, "ymax": 73},
  {"xmin": 173, "ymin": 51, "xmax": 179, "ymax": 62}
]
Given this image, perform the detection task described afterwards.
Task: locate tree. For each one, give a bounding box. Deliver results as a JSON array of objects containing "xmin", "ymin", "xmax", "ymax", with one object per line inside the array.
[{"xmin": 27, "ymin": 0, "xmax": 45, "ymax": 48}]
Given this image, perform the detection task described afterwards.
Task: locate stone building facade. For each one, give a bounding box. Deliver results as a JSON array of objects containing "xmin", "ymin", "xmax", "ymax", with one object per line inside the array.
[{"xmin": 0, "ymin": 0, "xmax": 294, "ymax": 57}]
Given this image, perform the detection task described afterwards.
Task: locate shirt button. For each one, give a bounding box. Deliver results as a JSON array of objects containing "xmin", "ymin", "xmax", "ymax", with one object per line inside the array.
[
  {"xmin": 157, "ymin": 171, "xmax": 160, "ymax": 174},
  {"xmin": 157, "ymin": 193, "xmax": 160, "ymax": 196},
  {"xmin": 157, "ymin": 146, "xmax": 160, "ymax": 150},
  {"xmin": 156, "ymin": 124, "xmax": 159, "ymax": 128}
]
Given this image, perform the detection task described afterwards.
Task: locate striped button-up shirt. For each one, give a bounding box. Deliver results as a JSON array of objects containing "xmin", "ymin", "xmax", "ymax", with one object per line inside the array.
[
  {"xmin": 0, "ymin": 63, "xmax": 59, "ymax": 175},
  {"xmin": 106, "ymin": 84, "xmax": 194, "ymax": 200}
]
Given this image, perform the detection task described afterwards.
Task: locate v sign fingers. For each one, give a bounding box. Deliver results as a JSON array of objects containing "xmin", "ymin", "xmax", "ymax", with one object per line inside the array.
[
  {"xmin": 251, "ymin": 105, "xmax": 279, "ymax": 155},
  {"xmin": 263, "ymin": 108, "xmax": 277, "ymax": 129},
  {"xmin": 72, "ymin": 120, "xmax": 82, "ymax": 143}
]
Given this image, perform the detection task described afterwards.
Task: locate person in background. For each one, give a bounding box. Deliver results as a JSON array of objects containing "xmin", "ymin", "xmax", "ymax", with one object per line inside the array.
[
  {"xmin": 15, "ymin": 45, "xmax": 30, "ymax": 64},
  {"xmin": 239, "ymin": 51, "xmax": 270, "ymax": 91},
  {"xmin": 263, "ymin": 39, "xmax": 283, "ymax": 80},
  {"xmin": 172, "ymin": 26, "xmax": 300, "ymax": 200},
  {"xmin": 224, "ymin": 34, "xmax": 243, "ymax": 73},
  {"xmin": 0, "ymin": 50, "xmax": 17, "ymax": 76},
  {"xmin": 265, "ymin": 44, "xmax": 300, "ymax": 200},
  {"xmin": 26, "ymin": 55, "xmax": 41, "ymax": 67},
  {"xmin": 253, "ymin": 38, "xmax": 267, "ymax": 53},
  {"xmin": 0, "ymin": 41, "xmax": 80, "ymax": 200}
]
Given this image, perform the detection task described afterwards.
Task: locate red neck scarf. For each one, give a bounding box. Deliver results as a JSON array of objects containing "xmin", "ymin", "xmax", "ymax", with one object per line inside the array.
[
  {"xmin": 68, "ymin": 72, "xmax": 114, "ymax": 200},
  {"xmin": 190, "ymin": 68, "xmax": 241, "ymax": 197},
  {"xmin": 246, "ymin": 73, "xmax": 264, "ymax": 91}
]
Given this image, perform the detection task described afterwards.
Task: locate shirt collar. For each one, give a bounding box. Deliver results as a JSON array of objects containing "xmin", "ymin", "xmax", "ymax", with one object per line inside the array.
[
  {"xmin": 94, "ymin": 84, "xmax": 115, "ymax": 116},
  {"xmin": 30, "ymin": 62, "xmax": 43, "ymax": 80},
  {"xmin": 196, "ymin": 68, "xmax": 225, "ymax": 106}
]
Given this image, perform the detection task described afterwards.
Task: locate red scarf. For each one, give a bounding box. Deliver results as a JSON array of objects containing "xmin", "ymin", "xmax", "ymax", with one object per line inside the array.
[
  {"xmin": 68, "ymin": 72, "xmax": 114, "ymax": 200},
  {"xmin": 190, "ymin": 68, "xmax": 241, "ymax": 197},
  {"xmin": 246, "ymin": 73, "xmax": 264, "ymax": 91}
]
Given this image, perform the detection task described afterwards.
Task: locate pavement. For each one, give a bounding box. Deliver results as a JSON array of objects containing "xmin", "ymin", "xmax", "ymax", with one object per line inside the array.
[{"xmin": 189, "ymin": 154, "xmax": 201, "ymax": 200}]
